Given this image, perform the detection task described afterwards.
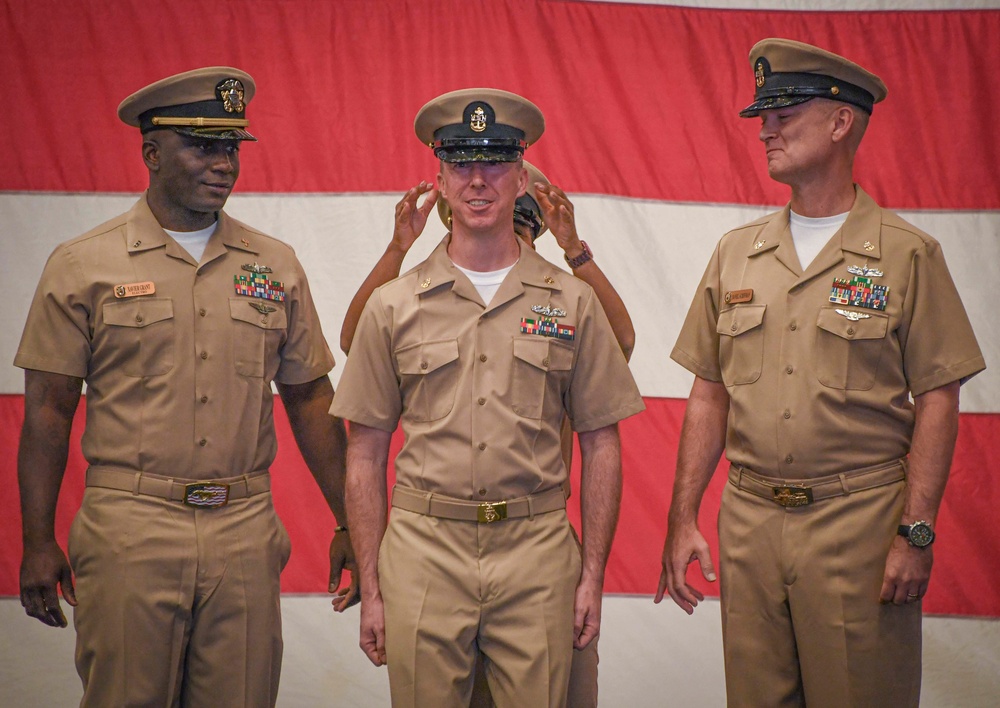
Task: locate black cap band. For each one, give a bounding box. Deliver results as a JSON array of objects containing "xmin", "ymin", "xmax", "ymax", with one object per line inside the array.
[
  {"xmin": 433, "ymin": 137, "xmax": 526, "ymax": 163},
  {"xmin": 741, "ymin": 71, "xmax": 875, "ymax": 117}
]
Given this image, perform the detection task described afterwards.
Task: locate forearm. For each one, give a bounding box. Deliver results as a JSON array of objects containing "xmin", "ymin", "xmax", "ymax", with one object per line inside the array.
[
  {"xmin": 668, "ymin": 376, "xmax": 729, "ymax": 527},
  {"xmin": 345, "ymin": 423, "xmax": 391, "ymax": 600},
  {"xmin": 340, "ymin": 244, "xmax": 408, "ymax": 354},
  {"xmin": 570, "ymin": 260, "xmax": 635, "ymax": 361},
  {"xmin": 578, "ymin": 425, "xmax": 623, "ymax": 585},
  {"xmin": 902, "ymin": 381, "xmax": 961, "ymax": 525},
  {"xmin": 278, "ymin": 377, "xmax": 349, "ymax": 523},
  {"xmin": 18, "ymin": 371, "xmax": 81, "ymax": 547}
]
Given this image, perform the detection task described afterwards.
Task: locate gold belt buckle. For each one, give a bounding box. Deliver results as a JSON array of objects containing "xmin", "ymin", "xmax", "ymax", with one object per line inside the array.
[
  {"xmin": 183, "ymin": 482, "xmax": 230, "ymax": 508},
  {"xmin": 477, "ymin": 501, "xmax": 508, "ymax": 523},
  {"xmin": 772, "ymin": 485, "xmax": 813, "ymax": 507}
]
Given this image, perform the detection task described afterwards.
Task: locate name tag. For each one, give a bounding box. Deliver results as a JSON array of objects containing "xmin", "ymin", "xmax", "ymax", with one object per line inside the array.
[
  {"xmin": 114, "ymin": 281, "xmax": 155, "ymax": 298},
  {"xmin": 725, "ymin": 288, "xmax": 753, "ymax": 304}
]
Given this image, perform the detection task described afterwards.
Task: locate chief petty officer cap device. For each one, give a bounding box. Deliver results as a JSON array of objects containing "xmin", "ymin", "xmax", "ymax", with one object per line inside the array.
[{"xmin": 414, "ymin": 87, "xmax": 544, "ymax": 163}]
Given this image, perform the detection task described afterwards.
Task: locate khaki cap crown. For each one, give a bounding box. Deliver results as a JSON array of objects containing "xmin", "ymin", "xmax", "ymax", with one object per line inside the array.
[
  {"xmin": 740, "ymin": 38, "xmax": 887, "ymax": 117},
  {"xmin": 415, "ymin": 88, "xmax": 544, "ymax": 162},
  {"xmin": 117, "ymin": 66, "xmax": 257, "ymax": 141}
]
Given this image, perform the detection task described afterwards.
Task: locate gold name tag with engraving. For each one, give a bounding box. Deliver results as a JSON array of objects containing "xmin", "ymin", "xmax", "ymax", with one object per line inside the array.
[
  {"xmin": 114, "ymin": 281, "xmax": 156, "ymax": 298},
  {"xmin": 725, "ymin": 289, "xmax": 753, "ymax": 304}
]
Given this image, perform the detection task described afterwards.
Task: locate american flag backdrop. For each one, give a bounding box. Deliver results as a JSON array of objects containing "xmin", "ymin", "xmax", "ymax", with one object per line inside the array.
[{"xmin": 2, "ymin": 0, "xmax": 998, "ymax": 628}]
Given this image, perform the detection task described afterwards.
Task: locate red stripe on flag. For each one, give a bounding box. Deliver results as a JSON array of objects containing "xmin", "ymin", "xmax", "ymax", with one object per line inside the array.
[
  {"xmin": 1, "ymin": 2, "xmax": 998, "ymax": 209},
  {"xmin": 1, "ymin": 394, "xmax": 997, "ymax": 616}
]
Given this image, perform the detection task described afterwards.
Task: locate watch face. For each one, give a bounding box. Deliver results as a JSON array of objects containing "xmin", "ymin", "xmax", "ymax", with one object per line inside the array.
[{"xmin": 909, "ymin": 522, "xmax": 934, "ymax": 547}]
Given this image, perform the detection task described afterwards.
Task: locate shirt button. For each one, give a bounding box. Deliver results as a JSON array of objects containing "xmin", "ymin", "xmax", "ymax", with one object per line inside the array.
[
  {"xmin": 478, "ymin": 442, "xmax": 487, "ymax": 451},
  {"xmin": 261, "ymin": 316, "xmax": 268, "ymax": 324},
  {"xmin": 542, "ymin": 358, "xmax": 550, "ymax": 367},
  {"xmin": 785, "ymin": 454, "xmax": 794, "ymax": 464},
  {"xmin": 420, "ymin": 361, "xmax": 428, "ymax": 370},
  {"xmin": 199, "ymin": 308, "xmax": 207, "ymax": 317},
  {"xmin": 847, "ymin": 327, "xmax": 855, "ymax": 336},
  {"xmin": 478, "ymin": 397, "xmax": 486, "ymax": 406},
  {"xmin": 731, "ymin": 323, "xmax": 738, "ymax": 332},
  {"xmin": 200, "ymin": 395, "xmax": 208, "ymax": 403},
  {"xmin": 480, "ymin": 354, "xmax": 488, "ymax": 362},
  {"xmin": 478, "ymin": 488, "xmax": 487, "ymax": 497},
  {"xmin": 783, "ymin": 410, "xmax": 791, "ymax": 419},
  {"xmin": 201, "ymin": 351, "xmax": 208, "ymax": 360},
  {"xmin": 789, "ymin": 323, "xmax": 797, "ymax": 331},
  {"xmin": 199, "ymin": 438, "xmax": 207, "ymax": 447},
  {"xmin": 785, "ymin": 366, "xmax": 793, "ymax": 374},
  {"xmin": 135, "ymin": 315, "xmax": 143, "ymax": 324}
]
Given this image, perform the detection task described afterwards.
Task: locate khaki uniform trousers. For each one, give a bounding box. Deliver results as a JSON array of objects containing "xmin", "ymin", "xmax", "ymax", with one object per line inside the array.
[
  {"xmin": 380, "ymin": 507, "xmax": 581, "ymax": 708},
  {"xmin": 718, "ymin": 475, "xmax": 921, "ymax": 707},
  {"xmin": 69, "ymin": 485, "xmax": 292, "ymax": 707},
  {"xmin": 470, "ymin": 639, "xmax": 599, "ymax": 708}
]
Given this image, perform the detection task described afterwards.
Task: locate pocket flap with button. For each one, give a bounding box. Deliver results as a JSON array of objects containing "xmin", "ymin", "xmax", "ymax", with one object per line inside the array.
[
  {"xmin": 229, "ymin": 298, "xmax": 288, "ymax": 330},
  {"xmin": 103, "ymin": 298, "xmax": 174, "ymax": 328},
  {"xmin": 513, "ymin": 337, "xmax": 574, "ymax": 372},
  {"xmin": 396, "ymin": 339, "xmax": 459, "ymax": 375},
  {"xmin": 816, "ymin": 307, "xmax": 888, "ymax": 340},
  {"xmin": 717, "ymin": 304, "xmax": 766, "ymax": 338}
]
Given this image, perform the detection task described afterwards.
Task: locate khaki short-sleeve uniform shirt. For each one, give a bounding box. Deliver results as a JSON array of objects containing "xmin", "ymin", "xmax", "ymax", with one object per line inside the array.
[
  {"xmin": 15, "ymin": 195, "xmax": 334, "ymax": 479},
  {"xmin": 332, "ymin": 236, "xmax": 644, "ymax": 500},
  {"xmin": 672, "ymin": 187, "xmax": 984, "ymax": 479}
]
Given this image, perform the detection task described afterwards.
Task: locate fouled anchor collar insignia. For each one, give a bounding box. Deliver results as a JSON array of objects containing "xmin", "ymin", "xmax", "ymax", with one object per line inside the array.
[{"xmin": 531, "ymin": 304, "xmax": 567, "ymax": 317}]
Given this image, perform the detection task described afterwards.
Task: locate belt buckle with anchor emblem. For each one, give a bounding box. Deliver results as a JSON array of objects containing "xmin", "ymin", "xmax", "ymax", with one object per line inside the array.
[
  {"xmin": 773, "ymin": 486, "xmax": 813, "ymax": 508},
  {"xmin": 477, "ymin": 500, "xmax": 508, "ymax": 523}
]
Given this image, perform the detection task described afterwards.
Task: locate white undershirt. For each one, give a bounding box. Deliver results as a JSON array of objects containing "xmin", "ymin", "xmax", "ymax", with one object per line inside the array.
[
  {"xmin": 164, "ymin": 222, "xmax": 217, "ymax": 263},
  {"xmin": 789, "ymin": 210, "xmax": 849, "ymax": 270},
  {"xmin": 454, "ymin": 262, "xmax": 516, "ymax": 306}
]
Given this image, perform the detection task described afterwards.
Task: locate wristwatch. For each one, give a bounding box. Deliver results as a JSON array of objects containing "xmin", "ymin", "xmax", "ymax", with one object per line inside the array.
[
  {"xmin": 898, "ymin": 520, "xmax": 935, "ymax": 548},
  {"xmin": 564, "ymin": 241, "xmax": 593, "ymax": 269}
]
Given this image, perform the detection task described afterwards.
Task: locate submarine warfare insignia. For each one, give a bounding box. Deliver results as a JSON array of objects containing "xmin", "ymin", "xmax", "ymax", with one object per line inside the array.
[
  {"xmin": 249, "ymin": 301, "xmax": 277, "ymax": 314},
  {"xmin": 242, "ymin": 262, "xmax": 272, "ymax": 274},
  {"xmin": 847, "ymin": 264, "xmax": 884, "ymax": 278},
  {"xmin": 521, "ymin": 317, "xmax": 575, "ymax": 341},
  {"xmin": 531, "ymin": 304, "xmax": 567, "ymax": 318},
  {"xmin": 835, "ymin": 309, "xmax": 871, "ymax": 321}
]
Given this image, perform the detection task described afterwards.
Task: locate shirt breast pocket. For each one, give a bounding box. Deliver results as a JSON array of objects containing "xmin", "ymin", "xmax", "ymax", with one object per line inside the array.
[
  {"xmin": 511, "ymin": 337, "xmax": 574, "ymax": 419},
  {"xmin": 815, "ymin": 307, "xmax": 888, "ymax": 391},
  {"xmin": 395, "ymin": 339, "xmax": 460, "ymax": 422},
  {"xmin": 230, "ymin": 298, "xmax": 288, "ymax": 378},
  {"xmin": 717, "ymin": 304, "xmax": 766, "ymax": 386},
  {"xmin": 102, "ymin": 298, "xmax": 175, "ymax": 377}
]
